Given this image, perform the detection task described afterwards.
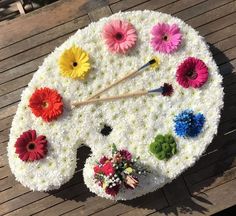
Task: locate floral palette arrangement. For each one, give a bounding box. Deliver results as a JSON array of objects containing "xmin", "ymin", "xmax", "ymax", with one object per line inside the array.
[{"xmin": 8, "ymin": 10, "xmax": 223, "ymax": 200}]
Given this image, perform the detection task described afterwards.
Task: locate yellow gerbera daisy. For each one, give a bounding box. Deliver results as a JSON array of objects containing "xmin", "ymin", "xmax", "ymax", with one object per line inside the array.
[{"xmin": 58, "ymin": 45, "xmax": 91, "ymax": 80}]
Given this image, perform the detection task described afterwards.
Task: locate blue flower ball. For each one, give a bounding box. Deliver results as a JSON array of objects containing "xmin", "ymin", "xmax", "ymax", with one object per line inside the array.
[{"xmin": 174, "ymin": 109, "xmax": 205, "ymax": 137}]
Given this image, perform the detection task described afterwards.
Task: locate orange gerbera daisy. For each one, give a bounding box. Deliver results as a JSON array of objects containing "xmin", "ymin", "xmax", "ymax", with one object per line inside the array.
[{"xmin": 29, "ymin": 87, "xmax": 63, "ymax": 122}]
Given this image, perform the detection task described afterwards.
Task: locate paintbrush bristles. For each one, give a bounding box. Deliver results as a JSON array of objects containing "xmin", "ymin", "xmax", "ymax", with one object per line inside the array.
[{"xmin": 149, "ymin": 58, "xmax": 156, "ymax": 65}]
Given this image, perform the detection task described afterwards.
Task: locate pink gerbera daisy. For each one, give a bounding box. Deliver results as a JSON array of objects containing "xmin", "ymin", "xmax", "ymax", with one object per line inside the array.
[
  {"xmin": 176, "ymin": 57, "xmax": 208, "ymax": 88},
  {"xmin": 102, "ymin": 20, "xmax": 137, "ymax": 54},
  {"xmin": 151, "ymin": 23, "xmax": 182, "ymax": 54}
]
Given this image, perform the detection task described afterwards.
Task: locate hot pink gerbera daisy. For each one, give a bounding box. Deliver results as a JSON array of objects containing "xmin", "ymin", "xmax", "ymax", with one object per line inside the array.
[
  {"xmin": 176, "ymin": 57, "xmax": 208, "ymax": 88},
  {"xmin": 102, "ymin": 20, "xmax": 137, "ymax": 54},
  {"xmin": 151, "ymin": 23, "xmax": 182, "ymax": 54}
]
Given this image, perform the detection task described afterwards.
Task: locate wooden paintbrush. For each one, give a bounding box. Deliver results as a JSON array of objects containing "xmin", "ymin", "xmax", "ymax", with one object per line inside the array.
[
  {"xmin": 71, "ymin": 83, "xmax": 173, "ymax": 108},
  {"xmin": 86, "ymin": 57, "xmax": 160, "ymax": 100}
]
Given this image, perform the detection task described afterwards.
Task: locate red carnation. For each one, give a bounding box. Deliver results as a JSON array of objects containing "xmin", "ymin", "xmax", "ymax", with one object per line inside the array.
[
  {"xmin": 94, "ymin": 165, "xmax": 102, "ymax": 174},
  {"xmin": 29, "ymin": 87, "xmax": 63, "ymax": 122},
  {"xmin": 15, "ymin": 129, "xmax": 47, "ymax": 162},
  {"xmin": 102, "ymin": 161, "xmax": 115, "ymax": 176}
]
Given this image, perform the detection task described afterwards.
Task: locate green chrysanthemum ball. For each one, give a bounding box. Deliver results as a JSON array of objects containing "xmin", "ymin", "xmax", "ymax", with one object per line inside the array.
[{"xmin": 149, "ymin": 134, "xmax": 177, "ymax": 160}]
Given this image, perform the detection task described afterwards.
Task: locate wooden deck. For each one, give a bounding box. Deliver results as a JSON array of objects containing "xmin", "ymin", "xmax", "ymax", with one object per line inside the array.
[{"xmin": 0, "ymin": 0, "xmax": 236, "ymax": 215}]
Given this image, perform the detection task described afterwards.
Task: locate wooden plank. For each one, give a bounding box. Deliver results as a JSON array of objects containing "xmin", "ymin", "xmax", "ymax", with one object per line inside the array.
[
  {"xmin": 210, "ymin": 34, "xmax": 236, "ymax": 56},
  {"xmin": 0, "ymin": 142, "xmax": 8, "ymax": 156},
  {"xmin": 0, "ymin": 32, "xmax": 74, "ymax": 74},
  {"xmin": 0, "ymin": 115, "xmax": 13, "ymax": 131},
  {"xmin": 0, "ymin": 166, "xmax": 10, "ymax": 179},
  {"xmin": 0, "ymin": 73, "xmax": 33, "ymax": 97},
  {"xmin": 214, "ymin": 46, "xmax": 236, "ymax": 65},
  {"xmin": 0, "ymin": 15, "xmax": 90, "ymax": 61},
  {"xmin": 33, "ymin": 191, "xmax": 93, "ymax": 216},
  {"xmin": 204, "ymin": 124, "xmax": 236, "ymax": 155},
  {"xmin": 0, "ymin": 88, "xmax": 23, "ymax": 109},
  {"xmin": 0, "ymin": 191, "xmax": 53, "ymax": 215},
  {"xmin": 114, "ymin": 190, "xmax": 168, "ymax": 216},
  {"xmin": 185, "ymin": 139, "xmax": 236, "ymax": 176},
  {"xmin": 184, "ymin": 156, "xmax": 236, "ymax": 191},
  {"xmin": 88, "ymin": 6, "xmax": 112, "ymax": 22},
  {"xmin": 163, "ymin": 176, "xmax": 190, "ymax": 205},
  {"xmin": 189, "ymin": 166, "xmax": 236, "ymax": 194},
  {"xmin": 206, "ymin": 23, "xmax": 236, "ymax": 44},
  {"xmin": 110, "ymin": 0, "xmax": 149, "ymax": 12},
  {"xmin": 108, "ymin": 0, "xmax": 120, "ymax": 4},
  {"xmin": 67, "ymin": 190, "xmax": 168, "ymax": 216},
  {"xmin": 125, "ymin": 0, "xmax": 177, "ymax": 11},
  {"xmin": 0, "ymin": 170, "xmax": 84, "ymax": 215},
  {"xmin": 0, "ymin": 56, "xmax": 44, "ymax": 85},
  {"xmin": 197, "ymin": 12, "xmax": 236, "ymax": 36},
  {"xmin": 0, "ymin": 175, "xmax": 17, "ymax": 192},
  {"xmin": 4, "ymin": 182, "xmax": 88, "ymax": 216},
  {"xmin": 87, "ymin": 190, "xmax": 168, "ymax": 216},
  {"xmin": 0, "ymin": 103, "xmax": 17, "ymax": 120},
  {"xmin": 0, "ymin": 183, "xmax": 29, "ymax": 204},
  {"xmin": 174, "ymin": 0, "xmax": 233, "ymax": 21},
  {"xmin": 149, "ymin": 179, "xmax": 236, "ymax": 216},
  {"xmin": 187, "ymin": 1, "xmax": 236, "ymax": 28},
  {"xmin": 0, "ymin": 0, "xmax": 90, "ymax": 49},
  {"xmin": 0, "ymin": 153, "xmax": 8, "ymax": 167},
  {"xmin": 0, "ymin": 128, "xmax": 10, "ymax": 144},
  {"xmin": 155, "ymin": 0, "xmax": 206, "ymax": 15}
]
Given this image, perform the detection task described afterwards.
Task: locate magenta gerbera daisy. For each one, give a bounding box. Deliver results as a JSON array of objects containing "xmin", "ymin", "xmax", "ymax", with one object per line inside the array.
[
  {"xmin": 176, "ymin": 57, "xmax": 209, "ymax": 88},
  {"xmin": 151, "ymin": 23, "xmax": 182, "ymax": 54},
  {"xmin": 102, "ymin": 20, "xmax": 137, "ymax": 54}
]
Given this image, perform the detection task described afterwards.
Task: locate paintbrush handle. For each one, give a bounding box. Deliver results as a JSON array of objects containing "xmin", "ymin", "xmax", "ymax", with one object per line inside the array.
[
  {"xmin": 72, "ymin": 90, "xmax": 147, "ymax": 108},
  {"xmin": 87, "ymin": 69, "xmax": 139, "ymax": 100}
]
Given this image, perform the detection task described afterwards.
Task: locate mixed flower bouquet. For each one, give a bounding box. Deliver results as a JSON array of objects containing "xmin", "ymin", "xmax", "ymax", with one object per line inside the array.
[{"xmin": 93, "ymin": 144, "xmax": 147, "ymax": 196}]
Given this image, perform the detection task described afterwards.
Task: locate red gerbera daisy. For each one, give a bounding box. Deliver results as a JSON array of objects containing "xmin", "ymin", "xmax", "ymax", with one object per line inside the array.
[
  {"xmin": 29, "ymin": 87, "xmax": 63, "ymax": 122},
  {"xmin": 15, "ymin": 129, "xmax": 47, "ymax": 162},
  {"xmin": 176, "ymin": 57, "xmax": 208, "ymax": 88}
]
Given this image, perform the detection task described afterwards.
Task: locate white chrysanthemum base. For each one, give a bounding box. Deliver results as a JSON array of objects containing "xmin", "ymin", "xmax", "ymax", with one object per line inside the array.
[{"xmin": 8, "ymin": 10, "xmax": 223, "ymax": 200}]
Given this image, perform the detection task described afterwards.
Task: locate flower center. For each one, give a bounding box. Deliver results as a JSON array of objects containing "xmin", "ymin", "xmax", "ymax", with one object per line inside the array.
[
  {"xmin": 42, "ymin": 101, "xmax": 49, "ymax": 108},
  {"xmin": 186, "ymin": 69, "xmax": 198, "ymax": 79},
  {"xmin": 162, "ymin": 34, "xmax": 168, "ymax": 41},
  {"xmin": 27, "ymin": 142, "xmax": 35, "ymax": 151},
  {"xmin": 72, "ymin": 62, "xmax": 78, "ymax": 67},
  {"xmin": 115, "ymin": 32, "xmax": 124, "ymax": 41}
]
